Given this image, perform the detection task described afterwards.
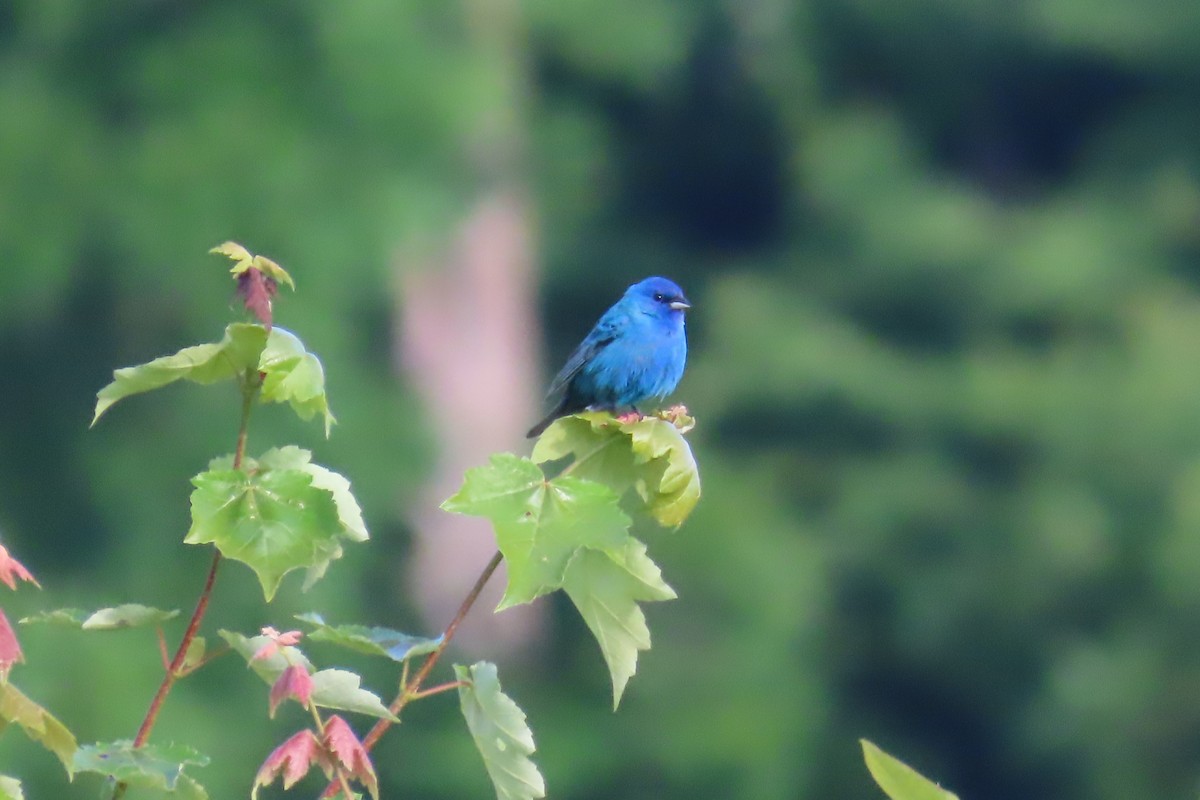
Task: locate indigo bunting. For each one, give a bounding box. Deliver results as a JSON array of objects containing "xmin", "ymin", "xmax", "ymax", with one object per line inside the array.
[{"xmin": 526, "ymin": 277, "xmax": 690, "ymax": 438}]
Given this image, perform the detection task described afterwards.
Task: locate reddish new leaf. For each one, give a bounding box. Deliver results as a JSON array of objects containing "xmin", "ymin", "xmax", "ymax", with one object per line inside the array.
[
  {"xmin": 252, "ymin": 729, "xmax": 331, "ymax": 799},
  {"xmin": 0, "ymin": 610, "xmax": 23, "ymax": 678},
  {"xmin": 0, "ymin": 546, "xmax": 38, "ymax": 591},
  {"xmin": 253, "ymin": 627, "xmax": 304, "ymax": 661},
  {"xmin": 238, "ymin": 268, "xmax": 279, "ymax": 328},
  {"xmin": 322, "ymin": 716, "xmax": 378, "ymax": 800},
  {"xmin": 270, "ymin": 664, "xmax": 315, "ymax": 718}
]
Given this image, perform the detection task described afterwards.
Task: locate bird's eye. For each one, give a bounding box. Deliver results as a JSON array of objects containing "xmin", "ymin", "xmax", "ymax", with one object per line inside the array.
[{"xmin": 653, "ymin": 292, "xmax": 664, "ymax": 302}]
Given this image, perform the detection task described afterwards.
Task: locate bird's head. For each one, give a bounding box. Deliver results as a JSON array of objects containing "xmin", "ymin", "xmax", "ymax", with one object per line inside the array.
[{"xmin": 627, "ymin": 277, "xmax": 691, "ymax": 318}]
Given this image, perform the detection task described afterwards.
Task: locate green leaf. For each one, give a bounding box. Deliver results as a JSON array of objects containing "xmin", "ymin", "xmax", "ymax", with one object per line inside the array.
[
  {"xmin": 185, "ymin": 465, "xmax": 344, "ymax": 601},
  {"xmin": 181, "ymin": 636, "xmax": 206, "ymax": 672},
  {"xmin": 218, "ymin": 631, "xmax": 397, "ymax": 721},
  {"xmin": 861, "ymin": 740, "xmax": 959, "ymax": 800},
  {"xmin": 258, "ymin": 447, "xmax": 369, "ymax": 542},
  {"xmin": 561, "ymin": 539, "xmax": 676, "ymax": 707},
  {"xmin": 211, "ymin": 241, "xmax": 295, "ymax": 290},
  {"xmin": 455, "ymin": 662, "xmax": 545, "ymax": 800},
  {"xmin": 259, "ymin": 328, "xmax": 335, "ymax": 436},
  {"xmin": 92, "ymin": 323, "xmax": 268, "ymax": 425},
  {"xmin": 19, "ymin": 608, "xmax": 89, "ymax": 626},
  {"xmin": 73, "ymin": 740, "xmax": 209, "ymax": 792},
  {"xmin": 218, "ymin": 630, "xmax": 314, "ymax": 683},
  {"xmin": 209, "ymin": 241, "xmax": 253, "ymax": 263},
  {"xmin": 0, "ymin": 775, "xmax": 22, "ymax": 800},
  {"xmin": 309, "ymin": 669, "xmax": 398, "ymax": 721},
  {"xmin": 530, "ymin": 415, "xmax": 638, "ymax": 492},
  {"xmin": 19, "ymin": 605, "xmax": 178, "ymax": 630},
  {"xmin": 171, "ymin": 775, "xmax": 210, "ymax": 800},
  {"xmin": 442, "ymin": 454, "xmax": 630, "ymax": 608},
  {"xmin": 0, "ymin": 682, "xmax": 77, "ymax": 774},
  {"xmin": 296, "ymin": 613, "xmax": 441, "ymax": 662},
  {"xmin": 625, "ymin": 415, "xmax": 701, "ymax": 527},
  {"xmin": 204, "ymin": 448, "xmax": 367, "ymax": 592},
  {"xmin": 81, "ymin": 604, "xmax": 180, "ymax": 631},
  {"xmin": 532, "ymin": 412, "xmax": 701, "ymax": 527}
]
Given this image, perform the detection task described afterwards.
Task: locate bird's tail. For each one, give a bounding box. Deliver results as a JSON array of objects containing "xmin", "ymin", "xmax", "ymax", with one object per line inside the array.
[{"xmin": 525, "ymin": 413, "xmax": 557, "ymax": 439}]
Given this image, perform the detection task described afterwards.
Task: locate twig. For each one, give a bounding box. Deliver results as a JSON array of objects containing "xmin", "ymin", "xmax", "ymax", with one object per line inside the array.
[
  {"xmin": 366, "ymin": 549, "xmax": 503, "ymax": 748},
  {"xmin": 406, "ymin": 680, "xmax": 468, "ymax": 701},
  {"xmin": 317, "ymin": 550, "xmax": 503, "ymax": 798},
  {"xmin": 130, "ymin": 551, "xmax": 222, "ymax": 749},
  {"xmin": 156, "ymin": 627, "xmax": 170, "ymax": 671},
  {"xmin": 112, "ymin": 371, "xmax": 259, "ymax": 800},
  {"xmin": 307, "ymin": 695, "xmax": 359, "ymax": 800}
]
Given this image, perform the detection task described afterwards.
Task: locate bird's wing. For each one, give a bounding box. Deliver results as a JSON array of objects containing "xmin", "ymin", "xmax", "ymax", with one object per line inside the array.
[{"xmin": 544, "ymin": 314, "xmax": 620, "ymax": 399}]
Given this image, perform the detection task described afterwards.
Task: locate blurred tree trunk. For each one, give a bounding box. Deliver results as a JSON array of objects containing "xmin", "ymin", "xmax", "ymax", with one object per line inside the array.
[{"xmin": 392, "ymin": 0, "xmax": 543, "ymax": 653}]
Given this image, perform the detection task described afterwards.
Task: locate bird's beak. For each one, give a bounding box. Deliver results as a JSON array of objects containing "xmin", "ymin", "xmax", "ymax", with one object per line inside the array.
[{"xmin": 669, "ymin": 300, "xmax": 691, "ymax": 311}]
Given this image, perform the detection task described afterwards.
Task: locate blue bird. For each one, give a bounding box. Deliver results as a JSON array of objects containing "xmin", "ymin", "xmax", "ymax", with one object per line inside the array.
[{"xmin": 526, "ymin": 276, "xmax": 690, "ymax": 438}]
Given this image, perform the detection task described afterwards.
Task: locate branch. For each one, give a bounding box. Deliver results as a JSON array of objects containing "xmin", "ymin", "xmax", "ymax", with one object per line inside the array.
[
  {"xmin": 318, "ymin": 549, "xmax": 503, "ymax": 798},
  {"xmin": 112, "ymin": 370, "xmax": 260, "ymax": 800}
]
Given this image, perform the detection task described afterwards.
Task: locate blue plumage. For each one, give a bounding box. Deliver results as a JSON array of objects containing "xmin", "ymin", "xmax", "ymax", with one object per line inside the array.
[{"xmin": 527, "ymin": 276, "xmax": 690, "ymax": 438}]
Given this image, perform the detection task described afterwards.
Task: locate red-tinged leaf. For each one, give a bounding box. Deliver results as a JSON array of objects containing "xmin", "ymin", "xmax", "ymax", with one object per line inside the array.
[
  {"xmin": 252, "ymin": 729, "xmax": 331, "ymax": 800},
  {"xmin": 322, "ymin": 716, "xmax": 378, "ymax": 800},
  {"xmin": 253, "ymin": 627, "xmax": 303, "ymax": 661},
  {"xmin": 0, "ymin": 546, "xmax": 38, "ymax": 591},
  {"xmin": 270, "ymin": 664, "xmax": 314, "ymax": 718},
  {"xmin": 211, "ymin": 241, "xmax": 296, "ymax": 289},
  {"xmin": 0, "ymin": 610, "xmax": 22, "ymax": 678},
  {"xmin": 238, "ymin": 269, "xmax": 278, "ymax": 328}
]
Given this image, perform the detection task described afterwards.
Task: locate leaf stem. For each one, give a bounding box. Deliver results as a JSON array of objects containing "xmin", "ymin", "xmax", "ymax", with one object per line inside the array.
[
  {"xmin": 127, "ymin": 550, "xmax": 222, "ymax": 749},
  {"xmin": 406, "ymin": 680, "xmax": 468, "ymax": 701},
  {"xmin": 156, "ymin": 627, "xmax": 170, "ymax": 671},
  {"xmin": 112, "ymin": 369, "xmax": 261, "ymax": 800},
  {"xmin": 177, "ymin": 643, "xmax": 232, "ymax": 677},
  {"xmin": 306, "ymin": 698, "xmax": 358, "ymax": 800},
  {"xmin": 368, "ymin": 549, "xmax": 503, "ymax": 746}
]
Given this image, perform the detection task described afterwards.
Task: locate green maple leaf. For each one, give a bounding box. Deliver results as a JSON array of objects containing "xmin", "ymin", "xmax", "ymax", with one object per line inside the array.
[
  {"xmin": 218, "ymin": 630, "xmax": 313, "ymax": 682},
  {"xmin": 81, "ymin": 604, "xmax": 179, "ymax": 631},
  {"xmin": 625, "ymin": 415, "xmax": 701, "ymax": 527},
  {"xmin": 20, "ymin": 605, "xmax": 179, "ymax": 630},
  {"xmin": 861, "ymin": 740, "xmax": 959, "ymax": 800},
  {"xmin": 259, "ymin": 328, "xmax": 335, "ymax": 436},
  {"xmin": 456, "ymin": 662, "xmax": 544, "ymax": 800},
  {"xmin": 295, "ymin": 613, "xmax": 440, "ymax": 662},
  {"xmin": 531, "ymin": 412, "xmax": 700, "ymax": 527},
  {"xmin": 309, "ymin": 669, "xmax": 397, "ymax": 721},
  {"xmin": 206, "ymin": 448, "xmax": 368, "ymax": 591},
  {"xmin": 0, "ymin": 683, "xmax": 77, "ymax": 775},
  {"xmin": 256, "ymin": 447, "xmax": 367, "ymax": 542},
  {"xmin": 211, "ymin": 241, "xmax": 295, "ymax": 289},
  {"xmin": 530, "ymin": 415, "xmax": 638, "ymax": 491},
  {"xmin": 561, "ymin": 538, "xmax": 676, "ymax": 707},
  {"xmin": 92, "ymin": 323, "xmax": 268, "ymax": 425},
  {"xmin": 218, "ymin": 631, "xmax": 397, "ymax": 722},
  {"xmin": 0, "ymin": 775, "xmax": 22, "ymax": 800},
  {"xmin": 442, "ymin": 454, "xmax": 630, "ymax": 608},
  {"xmin": 19, "ymin": 608, "xmax": 89, "ymax": 627},
  {"xmin": 185, "ymin": 466, "xmax": 343, "ymax": 601},
  {"xmin": 72, "ymin": 740, "xmax": 209, "ymax": 792}
]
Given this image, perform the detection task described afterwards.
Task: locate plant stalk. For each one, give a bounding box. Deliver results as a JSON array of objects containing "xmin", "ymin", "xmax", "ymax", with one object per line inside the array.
[
  {"xmin": 112, "ymin": 371, "xmax": 260, "ymax": 800},
  {"xmin": 318, "ymin": 549, "xmax": 503, "ymax": 798}
]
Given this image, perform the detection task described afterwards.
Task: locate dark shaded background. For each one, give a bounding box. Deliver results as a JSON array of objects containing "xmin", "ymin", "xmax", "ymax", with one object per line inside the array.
[{"xmin": 3, "ymin": 1, "xmax": 1200, "ymax": 798}]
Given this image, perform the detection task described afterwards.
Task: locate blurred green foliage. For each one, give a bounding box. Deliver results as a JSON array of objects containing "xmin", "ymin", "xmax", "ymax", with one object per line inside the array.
[{"xmin": 2, "ymin": 1, "xmax": 1200, "ymax": 799}]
